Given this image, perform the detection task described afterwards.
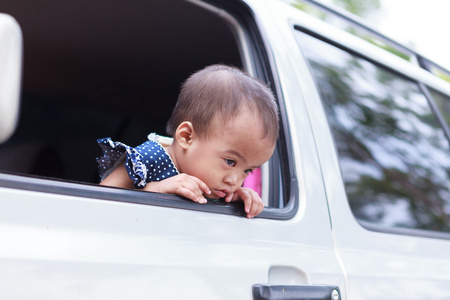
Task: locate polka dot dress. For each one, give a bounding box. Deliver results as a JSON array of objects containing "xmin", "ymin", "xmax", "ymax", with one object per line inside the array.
[{"xmin": 96, "ymin": 134, "xmax": 179, "ymax": 188}]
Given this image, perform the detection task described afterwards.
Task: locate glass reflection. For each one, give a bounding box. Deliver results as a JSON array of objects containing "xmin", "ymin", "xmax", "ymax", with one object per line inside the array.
[
  {"xmin": 295, "ymin": 30, "xmax": 450, "ymax": 232},
  {"xmin": 430, "ymin": 88, "xmax": 450, "ymax": 129}
]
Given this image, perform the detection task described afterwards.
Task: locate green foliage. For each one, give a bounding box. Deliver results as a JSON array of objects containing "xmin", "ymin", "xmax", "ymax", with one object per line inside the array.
[
  {"xmin": 291, "ymin": 1, "xmax": 327, "ymax": 19},
  {"xmin": 332, "ymin": 0, "xmax": 380, "ymax": 17},
  {"xmin": 434, "ymin": 68, "xmax": 450, "ymax": 83},
  {"xmin": 292, "ymin": 0, "xmax": 381, "ymax": 17}
]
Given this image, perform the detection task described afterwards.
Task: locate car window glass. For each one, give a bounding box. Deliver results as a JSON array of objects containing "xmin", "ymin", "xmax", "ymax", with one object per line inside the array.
[
  {"xmin": 294, "ymin": 29, "xmax": 450, "ymax": 233},
  {"xmin": 429, "ymin": 87, "xmax": 450, "ymax": 129}
]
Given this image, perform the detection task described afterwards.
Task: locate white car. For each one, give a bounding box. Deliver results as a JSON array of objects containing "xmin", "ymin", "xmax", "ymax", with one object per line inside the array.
[{"xmin": 1, "ymin": 0, "xmax": 450, "ymax": 299}]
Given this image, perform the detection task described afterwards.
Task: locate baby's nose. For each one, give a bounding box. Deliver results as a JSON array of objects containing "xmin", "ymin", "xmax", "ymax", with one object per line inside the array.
[{"xmin": 224, "ymin": 173, "xmax": 239, "ymax": 186}]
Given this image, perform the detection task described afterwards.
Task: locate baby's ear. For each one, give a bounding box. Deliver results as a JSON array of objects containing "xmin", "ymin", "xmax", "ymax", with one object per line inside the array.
[{"xmin": 175, "ymin": 121, "xmax": 194, "ymax": 149}]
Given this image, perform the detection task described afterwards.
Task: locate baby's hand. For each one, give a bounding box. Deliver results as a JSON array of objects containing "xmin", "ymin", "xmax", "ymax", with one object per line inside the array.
[
  {"xmin": 143, "ymin": 173, "xmax": 211, "ymax": 204},
  {"xmin": 224, "ymin": 187, "xmax": 264, "ymax": 218}
]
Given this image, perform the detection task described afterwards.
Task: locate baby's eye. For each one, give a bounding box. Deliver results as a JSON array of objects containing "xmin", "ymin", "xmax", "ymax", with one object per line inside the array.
[
  {"xmin": 225, "ymin": 159, "xmax": 236, "ymax": 167},
  {"xmin": 244, "ymin": 169, "xmax": 253, "ymax": 175}
]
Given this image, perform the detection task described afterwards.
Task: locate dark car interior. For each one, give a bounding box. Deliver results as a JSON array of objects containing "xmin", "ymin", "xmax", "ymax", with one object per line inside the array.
[{"xmin": 0, "ymin": 0, "xmax": 242, "ymax": 183}]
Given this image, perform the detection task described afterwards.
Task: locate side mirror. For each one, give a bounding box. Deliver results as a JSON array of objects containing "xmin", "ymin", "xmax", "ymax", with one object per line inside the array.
[{"xmin": 0, "ymin": 13, "xmax": 22, "ymax": 144}]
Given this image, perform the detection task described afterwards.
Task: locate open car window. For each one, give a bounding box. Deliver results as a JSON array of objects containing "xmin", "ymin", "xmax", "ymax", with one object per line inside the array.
[{"xmin": 0, "ymin": 0, "xmax": 296, "ymax": 219}]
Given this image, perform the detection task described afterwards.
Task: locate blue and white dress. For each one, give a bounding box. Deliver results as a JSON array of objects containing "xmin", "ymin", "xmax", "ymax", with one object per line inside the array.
[{"xmin": 97, "ymin": 133, "xmax": 179, "ymax": 188}]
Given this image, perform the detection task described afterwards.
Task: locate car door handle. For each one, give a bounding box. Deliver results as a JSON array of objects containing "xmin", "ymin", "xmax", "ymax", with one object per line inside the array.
[{"xmin": 253, "ymin": 284, "xmax": 341, "ymax": 300}]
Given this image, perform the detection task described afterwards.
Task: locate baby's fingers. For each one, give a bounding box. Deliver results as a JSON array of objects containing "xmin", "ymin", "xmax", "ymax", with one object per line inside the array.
[
  {"xmin": 224, "ymin": 193, "xmax": 234, "ymax": 203},
  {"xmin": 176, "ymin": 186, "xmax": 208, "ymax": 204},
  {"xmin": 240, "ymin": 189, "xmax": 264, "ymax": 218},
  {"xmin": 190, "ymin": 176, "xmax": 211, "ymax": 196},
  {"xmin": 176, "ymin": 174, "xmax": 210, "ymax": 204}
]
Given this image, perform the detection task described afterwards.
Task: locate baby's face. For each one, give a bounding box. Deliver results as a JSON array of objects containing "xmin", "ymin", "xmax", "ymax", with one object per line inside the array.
[{"xmin": 179, "ymin": 110, "xmax": 276, "ymax": 199}]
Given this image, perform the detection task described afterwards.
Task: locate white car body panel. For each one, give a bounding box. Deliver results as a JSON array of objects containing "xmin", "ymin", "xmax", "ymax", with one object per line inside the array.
[{"xmin": 0, "ymin": 180, "xmax": 344, "ymax": 299}]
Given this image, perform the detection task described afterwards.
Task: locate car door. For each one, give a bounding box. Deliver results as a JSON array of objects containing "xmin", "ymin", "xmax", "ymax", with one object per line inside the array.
[
  {"xmin": 287, "ymin": 1, "xmax": 450, "ymax": 298},
  {"xmin": 0, "ymin": 0, "xmax": 346, "ymax": 299}
]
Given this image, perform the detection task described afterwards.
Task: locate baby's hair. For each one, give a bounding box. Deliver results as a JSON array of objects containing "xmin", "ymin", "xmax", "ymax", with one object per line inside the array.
[{"xmin": 166, "ymin": 64, "xmax": 279, "ymax": 143}]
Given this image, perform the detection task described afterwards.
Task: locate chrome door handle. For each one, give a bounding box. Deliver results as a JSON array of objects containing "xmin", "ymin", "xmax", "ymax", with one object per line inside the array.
[{"xmin": 253, "ymin": 284, "xmax": 341, "ymax": 300}]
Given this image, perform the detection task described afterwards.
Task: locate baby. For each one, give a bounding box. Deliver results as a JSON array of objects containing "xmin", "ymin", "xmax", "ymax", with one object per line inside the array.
[{"xmin": 97, "ymin": 64, "xmax": 279, "ymax": 218}]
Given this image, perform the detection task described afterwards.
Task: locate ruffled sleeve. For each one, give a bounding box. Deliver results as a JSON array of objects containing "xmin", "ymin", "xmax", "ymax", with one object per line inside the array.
[{"xmin": 96, "ymin": 136, "xmax": 178, "ymax": 188}]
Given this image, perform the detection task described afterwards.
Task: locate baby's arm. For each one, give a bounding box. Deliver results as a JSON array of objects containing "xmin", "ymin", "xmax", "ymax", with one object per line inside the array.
[
  {"xmin": 101, "ymin": 166, "xmax": 258, "ymax": 216},
  {"xmin": 224, "ymin": 187, "xmax": 264, "ymax": 219},
  {"xmin": 143, "ymin": 174, "xmax": 211, "ymax": 204},
  {"xmin": 101, "ymin": 165, "xmax": 211, "ymax": 204},
  {"xmin": 100, "ymin": 164, "xmax": 134, "ymax": 189}
]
